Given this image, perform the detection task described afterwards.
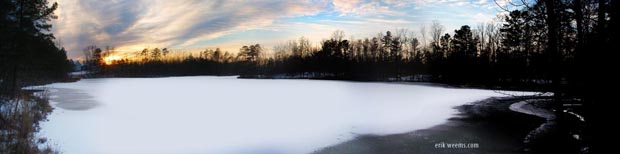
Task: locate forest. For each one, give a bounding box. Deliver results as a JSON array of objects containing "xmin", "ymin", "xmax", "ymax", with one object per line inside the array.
[
  {"xmin": 91, "ymin": 0, "xmax": 615, "ymax": 95},
  {"xmin": 87, "ymin": 2, "xmax": 617, "ymax": 151},
  {"xmin": 1, "ymin": 0, "xmax": 71, "ymax": 153},
  {"xmin": 0, "ymin": 0, "xmax": 617, "ymax": 153},
  {"xmin": 0, "ymin": 0, "xmax": 73, "ymax": 95}
]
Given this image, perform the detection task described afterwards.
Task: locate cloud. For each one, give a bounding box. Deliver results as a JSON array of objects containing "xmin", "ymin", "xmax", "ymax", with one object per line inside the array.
[
  {"xmin": 52, "ymin": 0, "xmax": 505, "ymax": 58},
  {"xmin": 53, "ymin": 0, "xmax": 325, "ymax": 58},
  {"xmin": 331, "ymin": 0, "xmax": 404, "ymax": 17},
  {"xmin": 332, "ymin": 0, "xmax": 363, "ymax": 14}
]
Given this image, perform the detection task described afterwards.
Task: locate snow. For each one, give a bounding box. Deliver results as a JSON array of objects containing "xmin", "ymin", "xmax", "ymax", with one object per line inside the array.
[
  {"xmin": 564, "ymin": 110, "xmax": 585, "ymax": 122},
  {"xmin": 69, "ymin": 71, "xmax": 89, "ymax": 76},
  {"xmin": 509, "ymin": 100, "xmax": 555, "ymax": 120},
  {"xmin": 35, "ymin": 76, "xmax": 519, "ymax": 154}
]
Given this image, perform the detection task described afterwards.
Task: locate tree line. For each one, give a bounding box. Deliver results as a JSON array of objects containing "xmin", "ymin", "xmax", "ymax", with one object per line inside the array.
[
  {"xmin": 85, "ymin": 0, "xmax": 616, "ymax": 94},
  {"xmin": 1, "ymin": 0, "xmax": 70, "ymax": 153},
  {"xmin": 0, "ymin": 0, "xmax": 73, "ymax": 95}
]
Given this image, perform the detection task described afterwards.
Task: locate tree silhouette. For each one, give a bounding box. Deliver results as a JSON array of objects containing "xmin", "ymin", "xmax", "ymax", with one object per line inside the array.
[
  {"xmin": 1, "ymin": 0, "xmax": 69, "ymax": 152},
  {"xmin": 213, "ymin": 48, "xmax": 222, "ymax": 62},
  {"xmin": 151, "ymin": 48, "xmax": 161, "ymax": 60},
  {"xmin": 95, "ymin": 0, "xmax": 613, "ymax": 99},
  {"xmin": 1, "ymin": 0, "xmax": 70, "ymax": 94}
]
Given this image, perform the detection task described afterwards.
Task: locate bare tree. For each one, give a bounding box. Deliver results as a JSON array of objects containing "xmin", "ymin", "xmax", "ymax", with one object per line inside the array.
[
  {"xmin": 331, "ymin": 30, "xmax": 345, "ymax": 42},
  {"xmin": 485, "ymin": 22, "xmax": 500, "ymax": 62},
  {"xmin": 408, "ymin": 32, "xmax": 420, "ymax": 62},
  {"xmin": 299, "ymin": 37, "xmax": 311, "ymax": 57},
  {"xmin": 430, "ymin": 20, "xmax": 445, "ymax": 48},
  {"xmin": 273, "ymin": 43, "xmax": 289, "ymax": 60},
  {"xmin": 82, "ymin": 45, "xmax": 97, "ymax": 63},
  {"xmin": 476, "ymin": 23, "xmax": 486, "ymax": 51},
  {"xmin": 288, "ymin": 40, "xmax": 300, "ymax": 57},
  {"xmin": 419, "ymin": 25, "xmax": 427, "ymax": 50}
]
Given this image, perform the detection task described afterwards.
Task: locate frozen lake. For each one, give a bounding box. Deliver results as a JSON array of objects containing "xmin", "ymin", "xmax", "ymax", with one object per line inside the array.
[{"xmin": 35, "ymin": 76, "xmax": 516, "ymax": 154}]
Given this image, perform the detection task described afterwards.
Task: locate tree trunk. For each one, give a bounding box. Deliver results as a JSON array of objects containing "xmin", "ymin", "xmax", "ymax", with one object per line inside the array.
[
  {"xmin": 544, "ymin": 0, "xmax": 563, "ymax": 117},
  {"xmin": 575, "ymin": 0, "xmax": 584, "ymax": 53}
]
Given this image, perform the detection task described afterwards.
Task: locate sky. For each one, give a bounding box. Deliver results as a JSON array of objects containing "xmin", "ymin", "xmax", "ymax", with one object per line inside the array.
[{"xmin": 51, "ymin": 0, "xmax": 515, "ymax": 59}]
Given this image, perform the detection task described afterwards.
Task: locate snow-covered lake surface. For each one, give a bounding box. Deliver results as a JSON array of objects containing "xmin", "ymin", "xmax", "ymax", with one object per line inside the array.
[{"xmin": 34, "ymin": 76, "xmax": 522, "ymax": 154}]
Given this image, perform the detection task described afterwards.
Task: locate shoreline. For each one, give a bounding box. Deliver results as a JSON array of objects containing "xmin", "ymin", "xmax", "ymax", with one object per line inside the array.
[
  {"xmin": 33, "ymin": 76, "xmax": 512, "ymax": 154},
  {"xmin": 313, "ymin": 97, "xmax": 551, "ymax": 154},
  {"xmin": 30, "ymin": 76, "xmax": 581, "ymax": 153},
  {"xmin": 77, "ymin": 73, "xmax": 548, "ymax": 92}
]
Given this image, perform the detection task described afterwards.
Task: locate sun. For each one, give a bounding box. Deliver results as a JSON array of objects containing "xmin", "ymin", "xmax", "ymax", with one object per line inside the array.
[{"xmin": 103, "ymin": 55, "xmax": 122, "ymax": 65}]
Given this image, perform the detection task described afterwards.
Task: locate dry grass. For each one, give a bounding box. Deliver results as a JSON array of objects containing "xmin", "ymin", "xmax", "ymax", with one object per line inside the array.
[{"xmin": 1, "ymin": 90, "xmax": 58, "ymax": 154}]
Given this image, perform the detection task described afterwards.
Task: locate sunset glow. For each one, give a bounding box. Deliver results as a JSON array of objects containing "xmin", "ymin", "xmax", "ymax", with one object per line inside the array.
[
  {"xmin": 51, "ymin": 0, "xmax": 510, "ymax": 59},
  {"xmin": 103, "ymin": 55, "xmax": 122, "ymax": 65},
  {"xmin": 1, "ymin": 0, "xmax": 603, "ymax": 153}
]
